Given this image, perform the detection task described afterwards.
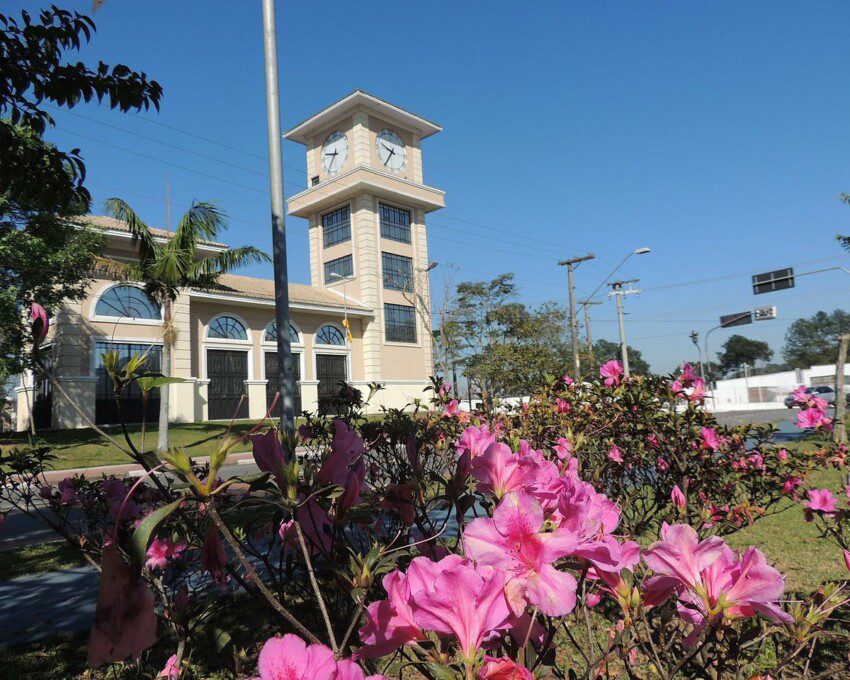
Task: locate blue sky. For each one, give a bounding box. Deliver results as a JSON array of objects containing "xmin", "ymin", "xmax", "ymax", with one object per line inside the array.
[{"xmin": 18, "ymin": 0, "xmax": 850, "ymax": 373}]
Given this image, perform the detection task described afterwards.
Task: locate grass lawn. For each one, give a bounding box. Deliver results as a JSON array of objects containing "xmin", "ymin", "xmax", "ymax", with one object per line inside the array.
[
  {"xmin": 0, "ymin": 542, "xmax": 85, "ymax": 581},
  {"xmin": 0, "ymin": 420, "xmax": 266, "ymax": 470}
]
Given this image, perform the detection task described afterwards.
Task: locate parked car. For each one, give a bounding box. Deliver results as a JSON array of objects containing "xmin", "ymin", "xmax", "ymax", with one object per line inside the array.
[{"xmin": 783, "ymin": 386, "xmax": 850, "ymax": 408}]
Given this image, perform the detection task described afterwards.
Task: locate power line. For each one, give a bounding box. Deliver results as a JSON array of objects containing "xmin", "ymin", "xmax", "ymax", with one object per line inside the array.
[
  {"xmin": 56, "ymin": 127, "xmax": 586, "ymax": 265},
  {"xmin": 52, "ymin": 107, "xmax": 601, "ymax": 261}
]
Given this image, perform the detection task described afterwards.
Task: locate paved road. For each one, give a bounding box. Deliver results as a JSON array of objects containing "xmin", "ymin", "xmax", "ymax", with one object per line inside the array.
[{"xmin": 712, "ymin": 408, "xmax": 795, "ymax": 426}]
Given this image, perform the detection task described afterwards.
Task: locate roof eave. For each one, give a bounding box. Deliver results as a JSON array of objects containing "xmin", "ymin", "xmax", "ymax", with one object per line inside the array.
[{"xmin": 284, "ymin": 90, "xmax": 442, "ymax": 144}]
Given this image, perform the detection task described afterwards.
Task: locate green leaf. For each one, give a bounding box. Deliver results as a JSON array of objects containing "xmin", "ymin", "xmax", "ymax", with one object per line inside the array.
[
  {"xmin": 129, "ymin": 498, "xmax": 182, "ymax": 572},
  {"xmin": 135, "ymin": 376, "xmax": 185, "ymax": 395}
]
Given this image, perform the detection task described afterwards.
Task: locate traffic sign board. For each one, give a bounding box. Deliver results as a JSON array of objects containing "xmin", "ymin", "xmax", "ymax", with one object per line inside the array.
[
  {"xmin": 719, "ymin": 311, "xmax": 753, "ymax": 328},
  {"xmin": 753, "ymin": 268, "xmax": 794, "ymax": 295},
  {"xmin": 754, "ymin": 306, "xmax": 777, "ymax": 321}
]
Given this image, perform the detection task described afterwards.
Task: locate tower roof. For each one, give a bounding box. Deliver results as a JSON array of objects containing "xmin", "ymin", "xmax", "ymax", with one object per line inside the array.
[{"xmin": 284, "ymin": 89, "xmax": 442, "ymax": 144}]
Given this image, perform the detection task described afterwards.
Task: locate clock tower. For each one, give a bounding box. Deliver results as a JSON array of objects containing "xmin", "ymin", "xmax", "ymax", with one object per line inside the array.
[{"xmin": 284, "ymin": 90, "xmax": 445, "ymax": 401}]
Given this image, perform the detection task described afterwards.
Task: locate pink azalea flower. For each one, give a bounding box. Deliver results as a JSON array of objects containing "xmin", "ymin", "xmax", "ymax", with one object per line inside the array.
[
  {"xmin": 643, "ymin": 524, "xmax": 791, "ymax": 643},
  {"xmin": 478, "ymin": 657, "xmax": 534, "ymax": 679},
  {"xmin": 680, "ymin": 362, "xmax": 698, "ymax": 386},
  {"xmin": 443, "ymin": 399, "xmax": 461, "ymax": 418},
  {"xmin": 157, "ymin": 654, "xmax": 180, "ymax": 679},
  {"xmin": 250, "ymin": 427, "xmax": 289, "ymax": 490},
  {"xmin": 200, "ymin": 525, "xmax": 229, "ymax": 587},
  {"xmin": 600, "ymin": 360, "xmax": 623, "ymax": 387},
  {"xmin": 256, "ymin": 634, "xmax": 336, "ymax": 680},
  {"xmin": 381, "ymin": 484, "xmax": 415, "ymax": 526},
  {"xmin": 317, "ymin": 421, "xmax": 366, "ymax": 515},
  {"xmin": 145, "ymin": 538, "xmax": 187, "ymax": 571},
  {"xmin": 333, "ymin": 659, "xmax": 388, "ymax": 680},
  {"xmin": 670, "ymin": 380, "xmax": 684, "ymax": 395},
  {"xmin": 544, "ymin": 476, "xmax": 628, "ymax": 574},
  {"xmin": 279, "ymin": 498, "xmax": 332, "ymax": 555},
  {"xmin": 843, "ymin": 550, "xmax": 850, "ymax": 575},
  {"xmin": 58, "ymin": 477, "xmax": 78, "ymax": 506},
  {"xmin": 700, "ymin": 427, "xmax": 722, "ymax": 452},
  {"xmin": 671, "ymin": 485, "xmax": 686, "ymax": 511},
  {"xmin": 777, "ymin": 448, "xmax": 788, "ymax": 462},
  {"xmin": 607, "ymin": 445, "xmax": 623, "ymax": 463},
  {"xmin": 562, "ymin": 374, "xmax": 574, "ymax": 385},
  {"xmin": 31, "ymin": 302, "xmax": 49, "ymax": 342},
  {"xmin": 87, "ymin": 541, "xmax": 157, "ymax": 667},
  {"xmin": 439, "ymin": 381, "xmax": 452, "ymax": 397},
  {"xmin": 656, "ymin": 456, "xmax": 669, "ymax": 471},
  {"xmin": 782, "ymin": 476, "xmax": 802, "ymax": 495},
  {"xmin": 409, "ymin": 558, "xmax": 512, "ymax": 661},
  {"xmin": 358, "ymin": 564, "xmax": 430, "ymax": 658},
  {"xmin": 464, "ymin": 492, "xmax": 578, "ymax": 617},
  {"xmin": 796, "ymin": 407, "xmax": 832, "ymax": 430},
  {"xmin": 456, "ymin": 425, "xmax": 496, "ymax": 459},
  {"xmin": 471, "ymin": 442, "xmax": 539, "ymax": 498},
  {"xmin": 805, "ymin": 488, "xmax": 838, "ymax": 519},
  {"xmin": 689, "ymin": 378, "xmax": 706, "ymax": 403},
  {"xmin": 555, "ymin": 398, "xmax": 571, "ymax": 414}
]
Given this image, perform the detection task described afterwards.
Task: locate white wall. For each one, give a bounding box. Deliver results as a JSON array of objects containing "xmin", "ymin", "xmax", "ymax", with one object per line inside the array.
[{"xmin": 710, "ymin": 364, "xmax": 850, "ymax": 411}]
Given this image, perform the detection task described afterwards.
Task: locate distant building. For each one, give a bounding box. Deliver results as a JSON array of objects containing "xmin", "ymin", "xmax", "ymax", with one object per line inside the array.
[{"xmin": 15, "ymin": 91, "xmax": 443, "ymax": 430}]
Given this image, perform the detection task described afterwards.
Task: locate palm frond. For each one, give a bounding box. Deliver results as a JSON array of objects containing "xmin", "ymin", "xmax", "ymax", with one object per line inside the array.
[
  {"xmin": 104, "ymin": 198, "xmax": 160, "ymax": 266},
  {"xmin": 187, "ymin": 246, "xmax": 271, "ymax": 281},
  {"xmin": 173, "ymin": 202, "xmax": 227, "ymax": 254}
]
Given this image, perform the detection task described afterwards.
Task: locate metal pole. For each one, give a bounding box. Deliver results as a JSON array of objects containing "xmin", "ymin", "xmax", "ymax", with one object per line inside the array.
[
  {"xmin": 583, "ymin": 303, "xmax": 592, "ymax": 348},
  {"xmin": 614, "ymin": 286, "xmax": 630, "ymax": 376},
  {"xmin": 261, "ymin": 0, "xmax": 295, "ymax": 437},
  {"xmin": 703, "ymin": 324, "xmax": 721, "ymax": 389}
]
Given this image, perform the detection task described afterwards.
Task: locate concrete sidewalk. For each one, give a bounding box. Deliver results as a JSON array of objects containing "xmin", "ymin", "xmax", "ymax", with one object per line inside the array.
[{"xmin": 37, "ymin": 450, "xmax": 258, "ymax": 483}]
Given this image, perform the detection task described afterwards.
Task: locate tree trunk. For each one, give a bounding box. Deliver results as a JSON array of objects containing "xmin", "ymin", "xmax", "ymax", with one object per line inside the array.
[
  {"xmin": 157, "ymin": 298, "xmax": 172, "ymax": 452},
  {"xmin": 834, "ymin": 333, "xmax": 849, "ymax": 444}
]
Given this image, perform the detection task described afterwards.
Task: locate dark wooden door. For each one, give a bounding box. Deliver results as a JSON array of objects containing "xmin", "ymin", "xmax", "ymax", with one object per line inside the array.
[
  {"xmin": 264, "ymin": 352, "xmax": 301, "ymax": 416},
  {"xmin": 207, "ymin": 350, "xmax": 248, "ymax": 420},
  {"xmin": 316, "ymin": 354, "xmax": 347, "ymax": 415}
]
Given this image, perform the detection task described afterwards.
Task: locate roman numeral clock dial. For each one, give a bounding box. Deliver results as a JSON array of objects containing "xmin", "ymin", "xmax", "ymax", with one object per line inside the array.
[
  {"xmin": 376, "ymin": 129, "xmax": 407, "ymax": 172},
  {"xmin": 322, "ymin": 131, "xmax": 348, "ymax": 174}
]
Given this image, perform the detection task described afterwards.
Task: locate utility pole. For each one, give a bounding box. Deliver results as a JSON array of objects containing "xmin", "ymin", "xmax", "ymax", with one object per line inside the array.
[
  {"xmin": 608, "ymin": 279, "xmax": 640, "ymax": 377},
  {"xmin": 261, "ymin": 0, "xmax": 295, "ymax": 438},
  {"xmin": 558, "ymin": 254, "xmax": 595, "ymax": 376},
  {"xmin": 579, "ymin": 299, "xmax": 602, "ymax": 352}
]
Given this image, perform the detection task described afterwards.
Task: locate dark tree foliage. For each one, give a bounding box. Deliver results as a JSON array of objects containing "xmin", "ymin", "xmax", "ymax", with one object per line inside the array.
[
  {"xmin": 716, "ymin": 334, "xmax": 773, "ymax": 377},
  {"xmin": 783, "ymin": 310, "xmax": 850, "ymax": 369},
  {"xmin": 1, "ymin": 5, "xmax": 163, "ymax": 204},
  {"xmin": 0, "ymin": 6, "xmax": 163, "ymax": 376},
  {"xmin": 590, "ymin": 338, "xmax": 652, "ymax": 376}
]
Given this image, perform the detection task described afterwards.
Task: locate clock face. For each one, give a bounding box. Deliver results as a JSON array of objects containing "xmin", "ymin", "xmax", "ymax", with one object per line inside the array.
[
  {"xmin": 322, "ymin": 131, "xmax": 348, "ymax": 174},
  {"xmin": 376, "ymin": 129, "xmax": 406, "ymax": 172}
]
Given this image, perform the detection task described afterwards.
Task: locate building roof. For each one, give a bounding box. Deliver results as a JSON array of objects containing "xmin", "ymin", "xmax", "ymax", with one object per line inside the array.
[
  {"xmin": 80, "ymin": 215, "xmax": 228, "ymax": 250},
  {"xmin": 196, "ymin": 274, "xmax": 371, "ymax": 312},
  {"xmin": 284, "ymin": 89, "xmax": 442, "ymax": 144}
]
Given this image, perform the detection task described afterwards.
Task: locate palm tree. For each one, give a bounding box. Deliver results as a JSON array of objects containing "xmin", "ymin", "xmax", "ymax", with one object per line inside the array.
[{"xmin": 105, "ymin": 198, "xmax": 270, "ymax": 452}]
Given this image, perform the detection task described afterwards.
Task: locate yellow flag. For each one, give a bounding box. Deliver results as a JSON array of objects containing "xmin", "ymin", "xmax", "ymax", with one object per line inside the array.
[{"xmin": 342, "ymin": 317, "xmax": 353, "ymax": 342}]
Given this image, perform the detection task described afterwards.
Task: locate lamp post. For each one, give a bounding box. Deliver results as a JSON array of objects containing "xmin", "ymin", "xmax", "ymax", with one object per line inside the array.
[
  {"xmin": 690, "ymin": 330, "xmax": 705, "ymax": 383},
  {"xmin": 261, "ymin": 0, "xmax": 295, "ymax": 437},
  {"xmin": 609, "ymin": 279, "xmax": 641, "ymax": 376},
  {"xmin": 558, "ymin": 254, "xmax": 595, "ymax": 376}
]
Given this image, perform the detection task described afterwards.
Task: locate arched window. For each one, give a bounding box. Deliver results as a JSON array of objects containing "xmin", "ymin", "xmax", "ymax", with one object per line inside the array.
[
  {"xmin": 95, "ymin": 285, "xmax": 160, "ymax": 320},
  {"xmin": 316, "ymin": 324, "xmax": 345, "ymax": 346},
  {"xmin": 264, "ymin": 320, "xmax": 300, "ymax": 344},
  {"xmin": 208, "ymin": 316, "xmax": 248, "ymax": 340}
]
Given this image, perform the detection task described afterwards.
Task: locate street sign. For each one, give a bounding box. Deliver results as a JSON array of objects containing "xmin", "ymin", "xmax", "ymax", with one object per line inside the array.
[
  {"xmin": 719, "ymin": 311, "xmax": 753, "ymax": 328},
  {"xmin": 752, "ymin": 268, "xmax": 794, "ymax": 295},
  {"xmin": 754, "ymin": 306, "xmax": 777, "ymax": 321}
]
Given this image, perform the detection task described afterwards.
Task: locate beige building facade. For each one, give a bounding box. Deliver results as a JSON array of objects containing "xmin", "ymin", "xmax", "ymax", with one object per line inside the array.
[{"xmin": 15, "ymin": 91, "xmax": 443, "ymax": 431}]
